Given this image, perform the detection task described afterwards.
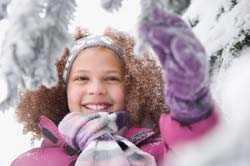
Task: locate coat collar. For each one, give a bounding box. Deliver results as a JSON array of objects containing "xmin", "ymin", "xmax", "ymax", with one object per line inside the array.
[{"xmin": 39, "ymin": 115, "xmax": 156, "ymax": 148}]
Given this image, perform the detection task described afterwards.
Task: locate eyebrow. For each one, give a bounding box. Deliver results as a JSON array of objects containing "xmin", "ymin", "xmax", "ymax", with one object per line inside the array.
[{"xmin": 73, "ymin": 69, "xmax": 121, "ymax": 74}]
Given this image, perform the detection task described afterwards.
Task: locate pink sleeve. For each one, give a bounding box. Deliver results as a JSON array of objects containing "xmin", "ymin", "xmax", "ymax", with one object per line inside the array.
[
  {"xmin": 159, "ymin": 108, "xmax": 219, "ymax": 148},
  {"xmin": 38, "ymin": 115, "xmax": 66, "ymax": 148}
]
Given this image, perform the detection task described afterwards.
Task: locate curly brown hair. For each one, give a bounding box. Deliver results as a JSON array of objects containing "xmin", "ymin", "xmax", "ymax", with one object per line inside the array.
[{"xmin": 15, "ymin": 27, "xmax": 169, "ymax": 139}]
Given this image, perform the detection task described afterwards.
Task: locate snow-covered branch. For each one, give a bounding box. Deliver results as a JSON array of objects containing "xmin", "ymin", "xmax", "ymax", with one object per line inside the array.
[
  {"xmin": 0, "ymin": 0, "xmax": 76, "ymax": 111},
  {"xmin": 0, "ymin": 0, "xmax": 10, "ymax": 20},
  {"xmin": 183, "ymin": 0, "xmax": 250, "ymax": 73},
  {"xmin": 100, "ymin": 0, "xmax": 125, "ymax": 12},
  {"xmin": 100, "ymin": 0, "xmax": 190, "ymax": 14}
]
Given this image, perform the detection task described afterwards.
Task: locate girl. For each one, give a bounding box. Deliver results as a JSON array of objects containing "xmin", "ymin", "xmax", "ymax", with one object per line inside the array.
[{"xmin": 11, "ymin": 7, "xmax": 218, "ymax": 166}]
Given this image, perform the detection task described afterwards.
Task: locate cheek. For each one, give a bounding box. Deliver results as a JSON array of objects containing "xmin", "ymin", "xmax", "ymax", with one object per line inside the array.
[
  {"xmin": 110, "ymin": 86, "xmax": 125, "ymax": 105},
  {"xmin": 67, "ymin": 85, "xmax": 84, "ymax": 112}
]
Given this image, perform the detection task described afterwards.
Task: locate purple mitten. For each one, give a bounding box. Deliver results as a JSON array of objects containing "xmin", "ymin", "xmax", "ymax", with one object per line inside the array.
[
  {"xmin": 139, "ymin": 7, "xmax": 213, "ymax": 124},
  {"xmin": 58, "ymin": 111, "xmax": 131, "ymax": 151}
]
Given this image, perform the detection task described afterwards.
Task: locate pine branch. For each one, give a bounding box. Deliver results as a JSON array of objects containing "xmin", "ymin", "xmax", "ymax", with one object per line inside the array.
[
  {"xmin": 230, "ymin": 0, "xmax": 238, "ymax": 10},
  {"xmin": 0, "ymin": 0, "xmax": 76, "ymax": 111},
  {"xmin": 0, "ymin": 0, "xmax": 11, "ymax": 20},
  {"xmin": 188, "ymin": 18, "xmax": 199, "ymax": 28},
  {"xmin": 140, "ymin": 0, "xmax": 190, "ymax": 17},
  {"xmin": 100, "ymin": 0, "xmax": 125, "ymax": 12}
]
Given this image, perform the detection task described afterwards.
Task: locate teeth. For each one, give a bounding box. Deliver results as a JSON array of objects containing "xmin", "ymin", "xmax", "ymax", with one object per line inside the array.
[{"xmin": 85, "ymin": 104, "xmax": 110, "ymax": 111}]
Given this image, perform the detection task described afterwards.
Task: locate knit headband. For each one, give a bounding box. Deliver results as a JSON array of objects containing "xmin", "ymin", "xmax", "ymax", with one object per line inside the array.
[{"xmin": 63, "ymin": 35, "xmax": 125, "ymax": 83}]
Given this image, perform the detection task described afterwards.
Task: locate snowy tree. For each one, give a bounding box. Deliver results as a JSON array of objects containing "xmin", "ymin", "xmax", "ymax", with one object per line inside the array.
[
  {"xmin": 0, "ymin": 0, "xmax": 76, "ymax": 111},
  {"xmin": 183, "ymin": 0, "xmax": 250, "ymax": 75}
]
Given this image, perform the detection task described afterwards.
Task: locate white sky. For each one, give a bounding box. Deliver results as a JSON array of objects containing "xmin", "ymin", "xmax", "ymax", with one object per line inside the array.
[{"xmin": 71, "ymin": 0, "xmax": 140, "ymax": 34}]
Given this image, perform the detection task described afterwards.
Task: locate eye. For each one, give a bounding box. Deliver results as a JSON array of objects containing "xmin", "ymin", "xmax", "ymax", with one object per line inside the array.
[
  {"xmin": 73, "ymin": 76, "xmax": 89, "ymax": 82},
  {"xmin": 104, "ymin": 76, "xmax": 121, "ymax": 82}
]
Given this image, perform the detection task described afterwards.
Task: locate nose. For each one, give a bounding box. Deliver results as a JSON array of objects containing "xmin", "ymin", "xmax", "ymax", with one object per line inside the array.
[{"xmin": 87, "ymin": 80, "xmax": 106, "ymax": 96}]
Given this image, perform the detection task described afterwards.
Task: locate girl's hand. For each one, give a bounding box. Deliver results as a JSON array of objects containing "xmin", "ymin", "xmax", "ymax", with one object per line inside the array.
[
  {"xmin": 138, "ymin": 7, "xmax": 213, "ymax": 124},
  {"xmin": 58, "ymin": 111, "xmax": 130, "ymax": 150},
  {"xmin": 139, "ymin": 8, "xmax": 209, "ymax": 100}
]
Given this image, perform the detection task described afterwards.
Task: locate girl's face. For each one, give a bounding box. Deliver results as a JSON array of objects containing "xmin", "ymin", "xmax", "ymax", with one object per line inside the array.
[{"xmin": 67, "ymin": 47, "xmax": 125, "ymax": 114}]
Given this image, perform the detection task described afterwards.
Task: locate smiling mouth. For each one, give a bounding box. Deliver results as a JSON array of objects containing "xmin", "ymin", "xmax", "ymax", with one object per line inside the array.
[{"xmin": 82, "ymin": 103, "xmax": 112, "ymax": 112}]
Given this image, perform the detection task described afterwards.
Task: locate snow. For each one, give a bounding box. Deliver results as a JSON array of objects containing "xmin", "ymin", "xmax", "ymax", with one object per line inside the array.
[
  {"xmin": 184, "ymin": 0, "xmax": 250, "ymax": 67},
  {"xmin": 0, "ymin": 0, "xmax": 75, "ymax": 110},
  {"xmin": 0, "ymin": 0, "xmax": 10, "ymax": 20}
]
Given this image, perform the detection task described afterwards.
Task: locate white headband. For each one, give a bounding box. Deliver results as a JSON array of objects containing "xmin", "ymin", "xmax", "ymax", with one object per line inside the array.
[{"xmin": 63, "ymin": 35, "xmax": 125, "ymax": 83}]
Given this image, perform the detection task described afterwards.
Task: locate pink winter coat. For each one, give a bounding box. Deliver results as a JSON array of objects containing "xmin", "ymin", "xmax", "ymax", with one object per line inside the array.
[{"xmin": 11, "ymin": 110, "xmax": 218, "ymax": 166}]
